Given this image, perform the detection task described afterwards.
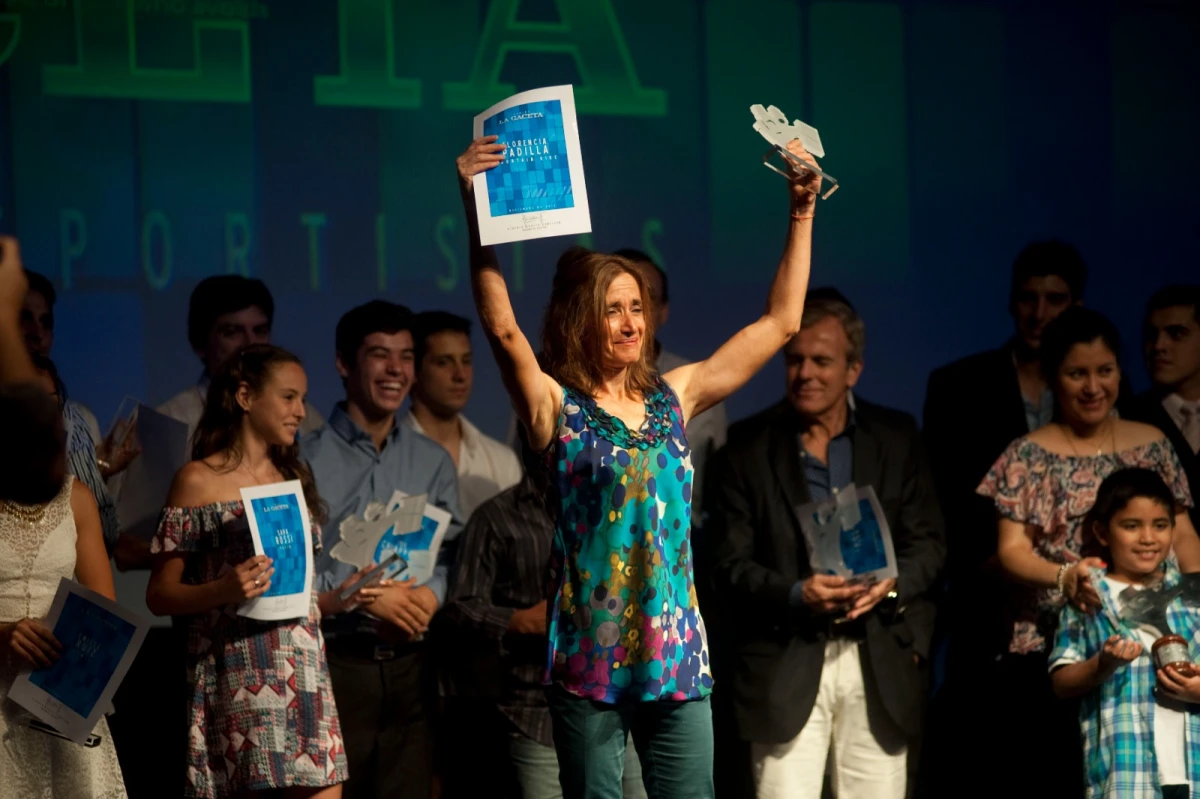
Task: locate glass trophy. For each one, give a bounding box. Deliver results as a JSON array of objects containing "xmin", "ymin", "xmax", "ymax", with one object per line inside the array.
[
  {"xmin": 796, "ymin": 485, "xmax": 897, "ymax": 586},
  {"xmin": 1090, "ymin": 566, "xmax": 1200, "ymax": 677},
  {"xmin": 750, "ymin": 104, "xmax": 840, "ymax": 199}
]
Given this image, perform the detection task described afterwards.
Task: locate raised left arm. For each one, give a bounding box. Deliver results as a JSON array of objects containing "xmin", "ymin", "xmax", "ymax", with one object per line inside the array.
[
  {"xmin": 70, "ymin": 480, "xmax": 116, "ymax": 601},
  {"xmin": 667, "ymin": 141, "xmax": 819, "ymax": 422}
]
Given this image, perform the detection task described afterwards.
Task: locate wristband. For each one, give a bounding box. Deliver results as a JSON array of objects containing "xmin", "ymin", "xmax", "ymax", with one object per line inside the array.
[{"xmin": 1056, "ymin": 562, "xmax": 1070, "ymax": 596}]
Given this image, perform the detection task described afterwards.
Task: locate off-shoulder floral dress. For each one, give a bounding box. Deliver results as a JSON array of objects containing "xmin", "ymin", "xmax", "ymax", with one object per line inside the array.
[
  {"xmin": 977, "ymin": 437, "xmax": 1193, "ymax": 654},
  {"xmin": 153, "ymin": 502, "xmax": 347, "ymax": 798}
]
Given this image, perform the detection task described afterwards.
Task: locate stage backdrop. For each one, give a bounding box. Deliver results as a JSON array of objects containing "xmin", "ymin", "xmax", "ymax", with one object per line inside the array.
[{"xmin": 1, "ymin": 0, "xmax": 1198, "ymax": 440}]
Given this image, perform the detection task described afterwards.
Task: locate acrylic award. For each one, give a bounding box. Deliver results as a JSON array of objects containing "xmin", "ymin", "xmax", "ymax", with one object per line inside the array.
[{"xmin": 750, "ymin": 104, "xmax": 839, "ymax": 199}]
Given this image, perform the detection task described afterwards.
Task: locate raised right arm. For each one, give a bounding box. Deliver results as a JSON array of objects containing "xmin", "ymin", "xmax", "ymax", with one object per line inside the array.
[{"xmin": 456, "ymin": 137, "xmax": 561, "ymax": 451}]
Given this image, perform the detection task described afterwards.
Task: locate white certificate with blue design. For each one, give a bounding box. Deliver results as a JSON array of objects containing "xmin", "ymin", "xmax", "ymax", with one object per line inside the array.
[
  {"xmin": 472, "ymin": 84, "xmax": 592, "ymax": 246},
  {"xmin": 8, "ymin": 579, "xmax": 150, "ymax": 745},
  {"xmin": 239, "ymin": 481, "xmax": 313, "ymax": 621}
]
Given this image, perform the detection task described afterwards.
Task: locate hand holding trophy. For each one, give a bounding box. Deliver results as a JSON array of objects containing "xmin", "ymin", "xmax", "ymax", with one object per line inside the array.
[{"xmin": 751, "ymin": 104, "xmax": 839, "ymax": 201}]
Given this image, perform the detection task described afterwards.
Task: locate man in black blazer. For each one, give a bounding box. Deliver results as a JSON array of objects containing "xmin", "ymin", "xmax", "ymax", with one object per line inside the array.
[
  {"xmin": 923, "ymin": 241, "xmax": 1088, "ymax": 630},
  {"xmin": 708, "ymin": 290, "xmax": 943, "ymax": 799},
  {"xmin": 1128, "ymin": 284, "xmax": 1200, "ymax": 528}
]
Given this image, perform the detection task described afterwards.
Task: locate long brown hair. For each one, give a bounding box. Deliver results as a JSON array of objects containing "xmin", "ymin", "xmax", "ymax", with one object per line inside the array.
[
  {"xmin": 539, "ymin": 247, "xmax": 658, "ymax": 397},
  {"xmin": 192, "ymin": 344, "xmax": 327, "ymax": 524}
]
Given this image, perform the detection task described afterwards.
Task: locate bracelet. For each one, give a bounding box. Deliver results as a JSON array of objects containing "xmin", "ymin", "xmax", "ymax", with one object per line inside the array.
[
  {"xmin": 1055, "ymin": 562, "xmax": 1070, "ymax": 596},
  {"xmin": 96, "ymin": 458, "xmax": 111, "ymax": 471},
  {"xmin": 791, "ymin": 213, "xmax": 815, "ymax": 221}
]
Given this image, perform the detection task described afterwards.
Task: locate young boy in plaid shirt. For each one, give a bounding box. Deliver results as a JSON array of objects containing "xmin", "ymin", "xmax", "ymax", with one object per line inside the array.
[{"xmin": 1049, "ymin": 468, "xmax": 1200, "ymax": 798}]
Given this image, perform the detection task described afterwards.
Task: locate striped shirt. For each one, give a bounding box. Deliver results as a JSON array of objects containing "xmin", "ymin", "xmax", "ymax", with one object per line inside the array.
[
  {"xmin": 64, "ymin": 400, "xmax": 119, "ymax": 553},
  {"xmin": 441, "ymin": 477, "xmax": 554, "ymax": 746}
]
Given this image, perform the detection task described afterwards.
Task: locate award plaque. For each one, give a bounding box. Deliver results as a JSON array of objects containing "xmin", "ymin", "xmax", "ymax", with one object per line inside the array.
[
  {"xmin": 750, "ymin": 104, "xmax": 840, "ymax": 199},
  {"xmin": 1090, "ymin": 566, "xmax": 1200, "ymax": 676},
  {"xmin": 796, "ymin": 485, "xmax": 897, "ymax": 585}
]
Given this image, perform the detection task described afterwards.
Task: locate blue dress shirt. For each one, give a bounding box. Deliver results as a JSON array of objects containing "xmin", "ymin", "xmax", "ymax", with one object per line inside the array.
[
  {"xmin": 789, "ymin": 407, "xmax": 856, "ymax": 609},
  {"xmin": 301, "ymin": 404, "xmax": 463, "ymax": 635}
]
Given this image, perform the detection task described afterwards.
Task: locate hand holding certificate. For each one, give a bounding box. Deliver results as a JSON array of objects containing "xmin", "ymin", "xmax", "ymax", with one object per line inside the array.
[
  {"xmin": 8, "ymin": 579, "xmax": 149, "ymax": 746},
  {"xmin": 460, "ymin": 85, "xmax": 592, "ymax": 245},
  {"xmin": 238, "ymin": 480, "xmax": 314, "ymax": 621}
]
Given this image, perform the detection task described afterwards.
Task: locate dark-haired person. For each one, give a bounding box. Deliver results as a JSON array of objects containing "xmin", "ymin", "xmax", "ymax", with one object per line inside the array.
[
  {"xmin": 405, "ymin": 310, "xmax": 520, "ymax": 519},
  {"xmin": 1129, "ymin": 285, "xmax": 1200, "ymax": 530},
  {"xmin": 919, "ymin": 241, "xmax": 1099, "ymax": 789},
  {"xmin": 707, "ymin": 289, "xmax": 943, "ymax": 799},
  {"xmin": 0, "ymin": 375, "xmax": 127, "ymax": 795},
  {"xmin": 976, "ymin": 306, "xmax": 1199, "ymax": 796},
  {"xmin": 457, "ymin": 134, "xmax": 819, "ymax": 798},
  {"xmin": 147, "ymin": 345, "xmax": 352, "ymax": 798},
  {"xmin": 160, "ymin": 275, "xmax": 325, "ymax": 440},
  {"xmin": 301, "ymin": 300, "xmax": 463, "ymax": 799},
  {"xmin": 0, "ymin": 235, "xmax": 63, "ymax": 504}
]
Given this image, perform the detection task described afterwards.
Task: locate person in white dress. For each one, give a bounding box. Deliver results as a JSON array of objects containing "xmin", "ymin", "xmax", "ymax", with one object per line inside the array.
[{"xmin": 0, "ymin": 458, "xmax": 128, "ymax": 798}]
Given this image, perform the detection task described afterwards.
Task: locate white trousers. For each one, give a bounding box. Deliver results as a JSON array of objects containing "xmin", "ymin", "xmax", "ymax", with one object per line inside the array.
[{"xmin": 752, "ymin": 639, "xmax": 907, "ymax": 799}]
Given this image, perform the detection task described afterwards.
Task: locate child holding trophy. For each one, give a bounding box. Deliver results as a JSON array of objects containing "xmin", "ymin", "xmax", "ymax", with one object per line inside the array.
[{"xmin": 1049, "ymin": 468, "xmax": 1200, "ymax": 798}]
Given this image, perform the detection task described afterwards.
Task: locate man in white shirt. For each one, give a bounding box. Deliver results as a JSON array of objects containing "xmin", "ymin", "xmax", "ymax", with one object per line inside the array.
[
  {"xmin": 404, "ymin": 311, "xmax": 521, "ymax": 519},
  {"xmin": 1131, "ymin": 284, "xmax": 1200, "ymax": 529},
  {"xmin": 158, "ymin": 274, "xmax": 325, "ymax": 440}
]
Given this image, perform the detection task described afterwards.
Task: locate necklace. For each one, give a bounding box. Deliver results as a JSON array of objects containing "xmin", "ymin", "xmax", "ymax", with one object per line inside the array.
[
  {"xmin": 1, "ymin": 500, "xmax": 47, "ymax": 527},
  {"xmin": 1060, "ymin": 417, "xmax": 1117, "ymax": 458}
]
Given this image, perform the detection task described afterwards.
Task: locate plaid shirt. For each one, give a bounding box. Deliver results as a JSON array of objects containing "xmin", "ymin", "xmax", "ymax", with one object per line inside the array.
[{"xmin": 1050, "ymin": 565, "xmax": 1200, "ymax": 798}]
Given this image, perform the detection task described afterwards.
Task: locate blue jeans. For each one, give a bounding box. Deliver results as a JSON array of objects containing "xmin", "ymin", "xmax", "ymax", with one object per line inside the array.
[
  {"xmin": 548, "ymin": 687, "xmax": 714, "ymax": 799},
  {"xmin": 509, "ymin": 732, "xmax": 647, "ymax": 799}
]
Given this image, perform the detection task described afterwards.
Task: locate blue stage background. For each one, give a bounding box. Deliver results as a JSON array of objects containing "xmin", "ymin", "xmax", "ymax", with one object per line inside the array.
[{"xmin": 1, "ymin": 0, "xmax": 1197, "ymax": 439}]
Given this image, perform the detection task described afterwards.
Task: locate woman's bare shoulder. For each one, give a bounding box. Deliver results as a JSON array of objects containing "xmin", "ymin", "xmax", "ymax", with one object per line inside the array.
[
  {"xmin": 1117, "ymin": 419, "xmax": 1168, "ymax": 450},
  {"xmin": 167, "ymin": 458, "xmax": 236, "ymax": 507}
]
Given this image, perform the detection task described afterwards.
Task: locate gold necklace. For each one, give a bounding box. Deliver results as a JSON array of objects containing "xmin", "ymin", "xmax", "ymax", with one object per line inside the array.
[
  {"xmin": 1061, "ymin": 417, "xmax": 1117, "ymax": 458},
  {"xmin": 1, "ymin": 500, "xmax": 47, "ymax": 526}
]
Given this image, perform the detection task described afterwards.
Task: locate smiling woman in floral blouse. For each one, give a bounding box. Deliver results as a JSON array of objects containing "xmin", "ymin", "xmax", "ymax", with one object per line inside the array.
[{"xmin": 978, "ymin": 307, "xmax": 1198, "ymax": 797}]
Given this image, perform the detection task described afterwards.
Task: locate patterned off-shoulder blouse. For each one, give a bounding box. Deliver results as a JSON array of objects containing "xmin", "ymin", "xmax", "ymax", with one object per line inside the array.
[{"xmin": 977, "ymin": 436, "xmax": 1193, "ymax": 654}]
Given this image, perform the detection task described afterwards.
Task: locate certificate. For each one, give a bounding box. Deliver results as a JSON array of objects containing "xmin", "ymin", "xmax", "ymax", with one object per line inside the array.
[
  {"xmin": 472, "ymin": 84, "xmax": 592, "ymax": 246},
  {"xmin": 8, "ymin": 579, "xmax": 150, "ymax": 746},
  {"xmin": 796, "ymin": 485, "xmax": 898, "ymax": 584},
  {"xmin": 239, "ymin": 481, "xmax": 313, "ymax": 621}
]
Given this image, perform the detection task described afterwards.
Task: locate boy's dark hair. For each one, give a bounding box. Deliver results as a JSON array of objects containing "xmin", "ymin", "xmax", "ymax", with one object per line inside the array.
[
  {"xmin": 335, "ymin": 300, "xmax": 414, "ymax": 365},
  {"xmin": 614, "ymin": 247, "xmax": 668, "ymax": 304},
  {"xmin": 25, "ymin": 271, "xmax": 57, "ymax": 307},
  {"xmin": 1090, "ymin": 468, "xmax": 1177, "ymax": 534},
  {"xmin": 1039, "ymin": 306, "xmax": 1122, "ymax": 385},
  {"xmin": 187, "ymin": 275, "xmax": 275, "ymax": 353},
  {"xmin": 1010, "ymin": 240, "xmax": 1087, "ymax": 302},
  {"xmin": 412, "ymin": 311, "xmax": 471, "ymax": 367}
]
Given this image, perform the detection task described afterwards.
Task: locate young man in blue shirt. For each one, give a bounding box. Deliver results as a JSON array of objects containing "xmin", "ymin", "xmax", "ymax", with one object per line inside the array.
[{"xmin": 302, "ymin": 300, "xmax": 463, "ymax": 799}]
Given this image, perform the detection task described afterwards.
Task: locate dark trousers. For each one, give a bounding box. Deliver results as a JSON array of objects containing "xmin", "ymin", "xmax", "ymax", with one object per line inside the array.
[
  {"xmin": 921, "ymin": 651, "xmax": 1083, "ymax": 798},
  {"xmin": 327, "ymin": 640, "xmax": 436, "ymax": 799},
  {"xmin": 109, "ymin": 625, "xmax": 187, "ymax": 798},
  {"xmin": 439, "ymin": 700, "xmax": 527, "ymax": 799}
]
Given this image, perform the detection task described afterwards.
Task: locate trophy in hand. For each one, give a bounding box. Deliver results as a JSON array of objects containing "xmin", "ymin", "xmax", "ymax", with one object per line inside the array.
[
  {"xmin": 1093, "ymin": 566, "xmax": 1200, "ymax": 677},
  {"xmin": 750, "ymin": 104, "xmax": 839, "ymax": 199}
]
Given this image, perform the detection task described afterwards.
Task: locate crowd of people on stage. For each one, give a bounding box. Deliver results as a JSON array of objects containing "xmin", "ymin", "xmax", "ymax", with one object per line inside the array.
[{"xmin": 0, "ymin": 135, "xmax": 1198, "ymax": 799}]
